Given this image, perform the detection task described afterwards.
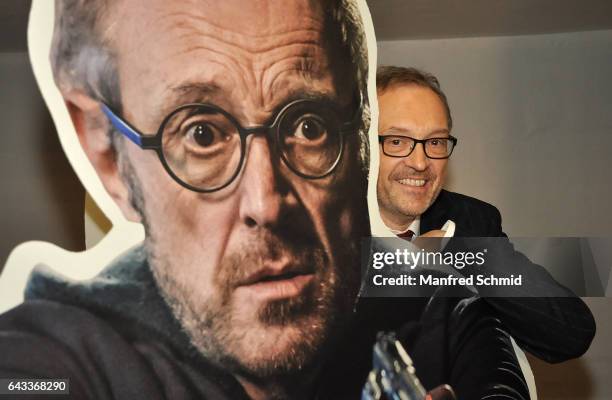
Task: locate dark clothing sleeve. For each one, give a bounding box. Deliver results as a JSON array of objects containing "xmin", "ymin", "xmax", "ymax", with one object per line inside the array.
[
  {"xmin": 461, "ymin": 204, "xmax": 596, "ymax": 363},
  {"xmin": 403, "ymin": 295, "xmax": 530, "ymax": 400},
  {"xmin": 422, "ymin": 190, "xmax": 595, "ymax": 362},
  {"xmin": 480, "ymin": 297, "xmax": 594, "ymax": 363},
  {"xmin": 314, "ymin": 295, "xmax": 531, "ymax": 400}
]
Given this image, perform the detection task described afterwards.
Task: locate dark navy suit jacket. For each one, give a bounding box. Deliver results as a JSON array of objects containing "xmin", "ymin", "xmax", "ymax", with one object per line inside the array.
[{"xmin": 420, "ymin": 189, "xmax": 596, "ymax": 362}]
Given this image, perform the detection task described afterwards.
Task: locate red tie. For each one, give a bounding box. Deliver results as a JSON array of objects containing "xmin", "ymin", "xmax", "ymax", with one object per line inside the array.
[{"xmin": 397, "ymin": 230, "xmax": 415, "ymax": 241}]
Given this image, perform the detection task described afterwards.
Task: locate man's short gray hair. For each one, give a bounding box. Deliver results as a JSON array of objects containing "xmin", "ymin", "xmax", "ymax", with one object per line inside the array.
[
  {"xmin": 51, "ymin": 0, "xmax": 121, "ymax": 110},
  {"xmin": 50, "ymin": 0, "xmax": 370, "ymax": 170}
]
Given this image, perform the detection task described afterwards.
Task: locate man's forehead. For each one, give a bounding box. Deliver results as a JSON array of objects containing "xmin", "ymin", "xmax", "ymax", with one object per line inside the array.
[
  {"xmin": 111, "ymin": 0, "xmax": 327, "ymax": 45},
  {"xmin": 378, "ymin": 85, "xmax": 448, "ymax": 133},
  {"xmin": 111, "ymin": 0, "xmax": 328, "ymax": 64},
  {"xmin": 109, "ymin": 0, "xmax": 343, "ymax": 124}
]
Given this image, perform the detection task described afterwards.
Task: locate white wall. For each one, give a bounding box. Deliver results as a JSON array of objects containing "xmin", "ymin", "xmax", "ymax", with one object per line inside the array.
[{"xmin": 378, "ymin": 30, "xmax": 612, "ymax": 237}]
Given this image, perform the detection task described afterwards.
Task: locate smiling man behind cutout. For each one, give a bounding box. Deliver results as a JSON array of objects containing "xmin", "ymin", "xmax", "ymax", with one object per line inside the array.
[
  {"xmin": 376, "ymin": 65, "xmax": 595, "ymax": 363},
  {"xmin": 377, "ymin": 78, "xmax": 452, "ymax": 234}
]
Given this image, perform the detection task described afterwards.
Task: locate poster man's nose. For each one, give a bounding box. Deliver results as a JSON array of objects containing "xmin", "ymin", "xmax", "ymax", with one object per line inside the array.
[{"xmin": 238, "ymin": 136, "xmax": 291, "ymax": 228}]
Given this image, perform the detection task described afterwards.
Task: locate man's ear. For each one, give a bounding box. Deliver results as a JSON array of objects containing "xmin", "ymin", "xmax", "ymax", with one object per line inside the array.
[{"xmin": 62, "ymin": 90, "xmax": 142, "ymax": 223}]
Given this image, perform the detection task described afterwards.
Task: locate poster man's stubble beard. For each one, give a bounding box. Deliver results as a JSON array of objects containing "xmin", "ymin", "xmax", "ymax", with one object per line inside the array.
[
  {"xmin": 152, "ymin": 243, "xmax": 332, "ymax": 377},
  {"xmin": 117, "ymin": 152, "xmax": 361, "ymax": 377}
]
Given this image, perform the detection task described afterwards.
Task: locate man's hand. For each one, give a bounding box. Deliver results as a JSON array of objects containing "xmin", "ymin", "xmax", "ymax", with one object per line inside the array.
[
  {"xmin": 426, "ymin": 384, "xmax": 456, "ymax": 400},
  {"xmin": 412, "ymin": 230, "xmax": 446, "ymax": 252},
  {"xmin": 420, "ymin": 230, "xmax": 447, "ymax": 238}
]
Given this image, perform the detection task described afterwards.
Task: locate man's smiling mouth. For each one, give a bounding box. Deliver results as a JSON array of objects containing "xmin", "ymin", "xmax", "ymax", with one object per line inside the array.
[{"xmin": 397, "ymin": 178, "xmax": 427, "ymax": 187}]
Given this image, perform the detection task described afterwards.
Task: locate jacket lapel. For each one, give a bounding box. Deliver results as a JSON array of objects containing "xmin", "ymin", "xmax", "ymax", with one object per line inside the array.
[{"xmin": 421, "ymin": 190, "xmax": 450, "ymax": 233}]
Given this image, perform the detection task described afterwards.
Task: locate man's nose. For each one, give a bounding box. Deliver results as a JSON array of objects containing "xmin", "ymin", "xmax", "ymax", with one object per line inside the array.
[
  {"xmin": 238, "ymin": 136, "xmax": 293, "ymax": 228},
  {"xmin": 403, "ymin": 142, "xmax": 428, "ymax": 171}
]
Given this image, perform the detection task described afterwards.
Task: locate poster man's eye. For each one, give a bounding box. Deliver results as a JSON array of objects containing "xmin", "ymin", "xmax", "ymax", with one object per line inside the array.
[
  {"xmin": 293, "ymin": 116, "xmax": 327, "ymax": 141},
  {"xmin": 186, "ymin": 124, "xmax": 218, "ymax": 147}
]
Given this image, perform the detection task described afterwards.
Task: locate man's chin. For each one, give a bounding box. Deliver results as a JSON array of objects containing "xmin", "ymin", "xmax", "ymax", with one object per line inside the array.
[
  {"xmin": 225, "ymin": 315, "xmax": 329, "ymax": 378},
  {"xmin": 395, "ymin": 193, "xmax": 438, "ymax": 219},
  {"xmin": 394, "ymin": 203, "xmax": 429, "ymax": 220}
]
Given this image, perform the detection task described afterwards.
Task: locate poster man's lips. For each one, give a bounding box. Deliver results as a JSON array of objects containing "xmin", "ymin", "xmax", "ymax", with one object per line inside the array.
[
  {"xmin": 236, "ymin": 272, "xmax": 315, "ymax": 300},
  {"xmin": 238, "ymin": 264, "xmax": 313, "ymax": 287}
]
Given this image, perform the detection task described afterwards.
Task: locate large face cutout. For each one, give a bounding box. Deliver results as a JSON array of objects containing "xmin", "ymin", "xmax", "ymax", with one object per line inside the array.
[
  {"xmin": 1, "ymin": 0, "xmax": 379, "ymax": 381},
  {"xmin": 377, "ymin": 85, "xmax": 450, "ymax": 230},
  {"xmin": 106, "ymin": 0, "xmax": 369, "ymax": 377}
]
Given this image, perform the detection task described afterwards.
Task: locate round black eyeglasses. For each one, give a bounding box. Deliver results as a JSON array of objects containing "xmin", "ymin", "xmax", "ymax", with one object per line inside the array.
[
  {"xmin": 102, "ymin": 98, "xmax": 362, "ymax": 193},
  {"xmin": 378, "ymin": 135, "xmax": 458, "ymax": 159}
]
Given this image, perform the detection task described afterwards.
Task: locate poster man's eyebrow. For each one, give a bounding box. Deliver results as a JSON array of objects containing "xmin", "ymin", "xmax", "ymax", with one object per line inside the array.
[
  {"xmin": 170, "ymin": 82, "xmax": 222, "ymax": 100},
  {"xmin": 278, "ymin": 88, "xmax": 339, "ymax": 104},
  {"xmin": 153, "ymin": 84, "xmax": 344, "ymax": 126},
  {"xmin": 155, "ymin": 82, "xmax": 222, "ymax": 117},
  {"xmin": 261, "ymin": 89, "xmax": 346, "ymax": 124}
]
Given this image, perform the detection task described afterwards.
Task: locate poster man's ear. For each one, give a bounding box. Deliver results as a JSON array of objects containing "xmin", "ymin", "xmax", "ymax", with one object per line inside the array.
[{"xmin": 62, "ymin": 90, "xmax": 142, "ymax": 223}]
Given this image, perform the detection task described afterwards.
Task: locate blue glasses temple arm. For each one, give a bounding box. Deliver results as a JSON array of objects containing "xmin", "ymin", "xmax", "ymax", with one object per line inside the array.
[{"xmin": 100, "ymin": 103, "xmax": 144, "ymax": 148}]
